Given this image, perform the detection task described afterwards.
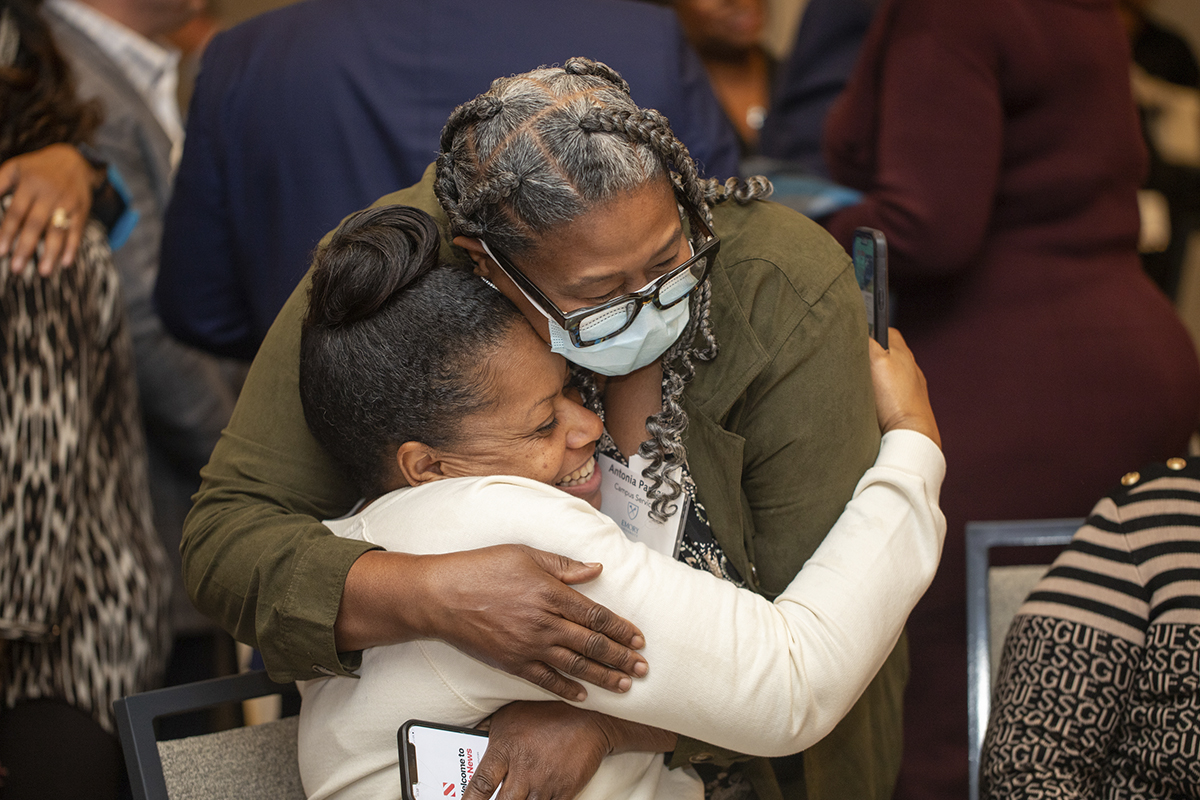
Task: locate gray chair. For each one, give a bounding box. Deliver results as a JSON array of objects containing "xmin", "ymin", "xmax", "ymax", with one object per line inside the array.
[
  {"xmin": 964, "ymin": 517, "xmax": 1082, "ymax": 800},
  {"xmin": 113, "ymin": 669, "xmax": 304, "ymax": 800}
]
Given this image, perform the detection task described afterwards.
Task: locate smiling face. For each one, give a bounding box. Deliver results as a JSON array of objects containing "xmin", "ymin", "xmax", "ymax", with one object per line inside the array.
[
  {"xmin": 457, "ymin": 178, "xmax": 691, "ymax": 346},
  {"xmin": 397, "ymin": 320, "xmax": 605, "ymax": 508}
]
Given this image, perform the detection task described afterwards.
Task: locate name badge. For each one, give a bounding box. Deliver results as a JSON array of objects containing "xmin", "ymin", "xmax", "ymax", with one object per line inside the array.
[{"xmin": 597, "ymin": 453, "xmax": 688, "ymax": 558}]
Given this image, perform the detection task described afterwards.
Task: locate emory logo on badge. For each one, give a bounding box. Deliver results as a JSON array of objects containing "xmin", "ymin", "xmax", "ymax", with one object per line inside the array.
[{"xmin": 599, "ymin": 454, "xmax": 688, "ymax": 558}]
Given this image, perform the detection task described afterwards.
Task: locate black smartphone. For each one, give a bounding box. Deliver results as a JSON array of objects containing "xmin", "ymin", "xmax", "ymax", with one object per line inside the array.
[
  {"xmin": 852, "ymin": 227, "xmax": 889, "ymax": 349},
  {"xmin": 398, "ymin": 720, "xmax": 494, "ymax": 800}
]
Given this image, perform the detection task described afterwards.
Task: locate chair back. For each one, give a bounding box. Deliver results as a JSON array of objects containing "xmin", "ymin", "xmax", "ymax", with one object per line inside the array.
[
  {"xmin": 113, "ymin": 670, "xmax": 302, "ymax": 800},
  {"xmin": 157, "ymin": 716, "xmax": 303, "ymax": 800},
  {"xmin": 964, "ymin": 518, "xmax": 1081, "ymax": 800}
]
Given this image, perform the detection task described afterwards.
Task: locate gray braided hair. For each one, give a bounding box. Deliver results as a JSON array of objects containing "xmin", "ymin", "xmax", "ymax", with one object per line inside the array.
[{"xmin": 435, "ymin": 57, "xmax": 772, "ymax": 522}]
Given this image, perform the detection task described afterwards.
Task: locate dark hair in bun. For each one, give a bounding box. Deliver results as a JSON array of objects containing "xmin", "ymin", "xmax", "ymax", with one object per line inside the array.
[{"xmin": 300, "ymin": 204, "xmax": 523, "ymax": 498}]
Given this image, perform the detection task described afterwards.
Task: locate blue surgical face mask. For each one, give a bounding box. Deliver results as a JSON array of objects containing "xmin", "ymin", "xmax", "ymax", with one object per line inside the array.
[
  {"xmin": 480, "ymin": 242, "xmax": 694, "ymax": 377},
  {"xmin": 542, "ymin": 290, "xmax": 691, "ymax": 376}
]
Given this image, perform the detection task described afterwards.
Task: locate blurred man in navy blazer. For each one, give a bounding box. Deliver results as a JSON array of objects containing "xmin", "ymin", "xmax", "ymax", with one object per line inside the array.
[
  {"xmin": 758, "ymin": 0, "xmax": 878, "ymax": 177},
  {"xmin": 157, "ymin": 0, "xmax": 740, "ymax": 361}
]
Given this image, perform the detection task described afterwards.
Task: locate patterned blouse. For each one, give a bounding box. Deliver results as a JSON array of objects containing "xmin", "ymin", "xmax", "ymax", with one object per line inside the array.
[
  {"xmin": 981, "ymin": 458, "xmax": 1200, "ymax": 798},
  {"xmin": 0, "ymin": 206, "xmax": 170, "ymax": 732}
]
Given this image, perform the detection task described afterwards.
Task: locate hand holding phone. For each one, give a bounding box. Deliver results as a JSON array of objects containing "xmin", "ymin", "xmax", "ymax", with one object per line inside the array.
[
  {"xmin": 852, "ymin": 227, "xmax": 889, "ymax": 349},
  {"xmin": 399, "ymin": 720, "xmax": 496, "ymax": 800}
]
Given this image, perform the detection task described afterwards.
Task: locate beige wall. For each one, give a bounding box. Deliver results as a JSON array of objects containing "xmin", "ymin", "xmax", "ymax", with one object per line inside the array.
[
  {"xmin": 1148, "ymin": 0, "xmax": 1200, "ymax": 370},
  {"xmin": 1151, "ymin": 0, "xmax": 1200, "ymax": 57},
  {"xmin": 762, "ymin": 0, "xmax": 810, "ymax": 60}
]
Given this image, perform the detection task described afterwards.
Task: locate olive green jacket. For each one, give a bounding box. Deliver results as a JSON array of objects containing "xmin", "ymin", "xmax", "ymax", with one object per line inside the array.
[{"xmin": 181, "ymin": 165, "xmax": 904, "ymax": 799}]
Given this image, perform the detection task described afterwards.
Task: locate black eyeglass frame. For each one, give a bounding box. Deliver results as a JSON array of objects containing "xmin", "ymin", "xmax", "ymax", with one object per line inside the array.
[{"xmin": 485, "ymin": 191, "xmax": 721, "ymax": 348}]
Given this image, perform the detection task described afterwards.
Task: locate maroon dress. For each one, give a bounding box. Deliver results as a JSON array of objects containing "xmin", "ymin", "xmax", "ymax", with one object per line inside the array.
[{"xmin": 821, "ymin": 1, "xmax": 1200, "ymax": 797}]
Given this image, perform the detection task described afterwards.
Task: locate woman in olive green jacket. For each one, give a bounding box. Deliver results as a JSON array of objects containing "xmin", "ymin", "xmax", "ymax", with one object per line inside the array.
[{"xmin": 183, "ymin": 59, "xmax": 904, "ymax": 800}]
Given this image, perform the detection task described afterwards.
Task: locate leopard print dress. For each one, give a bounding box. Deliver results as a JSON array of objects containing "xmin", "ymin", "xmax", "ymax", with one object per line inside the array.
[{"xmin": 0, "ymin": 205, "xmax": 170, "ymax": 733}]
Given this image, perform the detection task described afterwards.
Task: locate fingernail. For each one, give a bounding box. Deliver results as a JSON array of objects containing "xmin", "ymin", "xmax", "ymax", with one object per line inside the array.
[
  {"xmin": 574, "ymin": 690, "xmax": 587, "ymax": 702},
  {"xmin": 617, "ymin": 676, "xmax": 632, "ymax": 692},
  {"xmin": 631, "ymin": 634, "xmax": 646, "ymax": 650},
  {"xmin": 584, "ymin": 562, "xmax": 602, "ymax": 569},
  {"xmin": 632, "ymin": 661, "xmax": 648, "ymax": 678}
]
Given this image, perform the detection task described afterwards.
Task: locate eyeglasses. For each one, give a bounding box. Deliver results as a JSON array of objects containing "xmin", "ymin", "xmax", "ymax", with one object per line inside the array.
[{"xmin": 482, "ymin": 193, "xmax": 720, "ymax": 348}]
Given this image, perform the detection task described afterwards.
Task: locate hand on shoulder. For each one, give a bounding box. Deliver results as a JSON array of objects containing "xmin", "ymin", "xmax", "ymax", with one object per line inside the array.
[{"xmin": 0, "ymin": 144, "xmax": 99, "ymax": 276}]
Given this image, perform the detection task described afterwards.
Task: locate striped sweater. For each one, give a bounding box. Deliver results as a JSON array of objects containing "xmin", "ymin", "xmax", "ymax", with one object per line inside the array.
[{"xmin": 981, "ymin": 458, "xmax": 1200, "ymax": 798}]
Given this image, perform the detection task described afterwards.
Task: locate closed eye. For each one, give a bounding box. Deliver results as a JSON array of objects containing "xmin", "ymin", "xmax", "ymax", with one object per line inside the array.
[
  {"xmin": 645, "ymin": 246, "xmax": 687, "ymax": 284},
  {"xmin": 582, "ymin": 255, "xmax": 681, "ymax": 304},
  {"xmin": 583, "ymin": 289, "xmax": 624, "ymax": 304}
]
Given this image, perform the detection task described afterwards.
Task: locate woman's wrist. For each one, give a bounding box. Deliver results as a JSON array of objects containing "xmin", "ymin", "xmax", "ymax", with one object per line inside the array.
[
  {"xmin": 880, "ymin": 411, "xmax": 941, "ymax": 450},
  {"xmin": 71, "ymin": 143, "xmax": 108, "ymax": 192},
  {"xmin": 334, "ymin": 550, "xmax": 427, "ymax": 652},
  {"xmin": 590, "ymin": 712, "xmax": 678, "ymax": 755}
]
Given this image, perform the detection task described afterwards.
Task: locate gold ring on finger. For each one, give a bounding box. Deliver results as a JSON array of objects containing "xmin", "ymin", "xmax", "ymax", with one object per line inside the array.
[{"xmin": 50, "ymin": 207, "xmax": 71, "ymax": 230}]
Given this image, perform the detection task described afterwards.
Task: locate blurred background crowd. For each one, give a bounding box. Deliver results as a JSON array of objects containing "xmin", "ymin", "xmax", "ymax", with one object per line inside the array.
[{"xmin": 1, "ymin": 0, "xmax": 1198, "ymax": 798}]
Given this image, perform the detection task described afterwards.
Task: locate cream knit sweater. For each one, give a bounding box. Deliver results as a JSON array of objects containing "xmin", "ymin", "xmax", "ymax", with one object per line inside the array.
[{"xmin": 299, "ymin": 430, "xmax": 946, "ymax": 800}]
